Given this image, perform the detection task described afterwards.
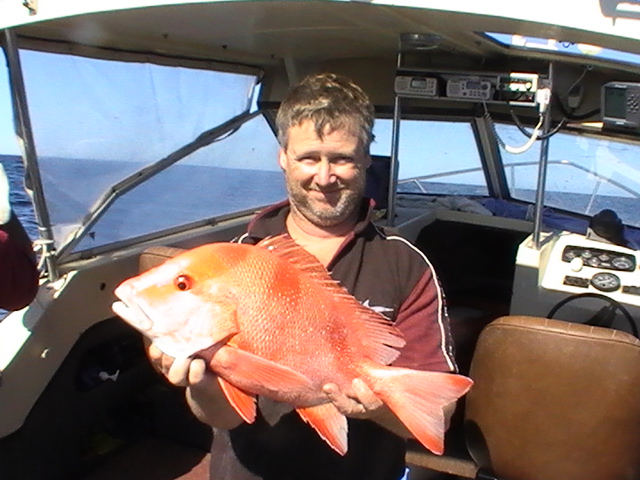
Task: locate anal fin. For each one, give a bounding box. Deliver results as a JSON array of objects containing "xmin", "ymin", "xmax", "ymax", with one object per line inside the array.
[
  {"xmin": 217, "ymin": 377, "xmax": 257, "ymax": 423},
  {"xmin": 296, "ymin": 403, "xmax": 348, "ymax": 456}
]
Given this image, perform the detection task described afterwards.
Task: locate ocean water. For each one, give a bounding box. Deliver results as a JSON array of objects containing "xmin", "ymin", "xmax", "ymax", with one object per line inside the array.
[
  {"xmin": 1, "ymin": 153, "xmax": 287, "ymax": 252},
  {"xmin": 3, "ymin": 153, "xmax": 638, "ymax": 252}
]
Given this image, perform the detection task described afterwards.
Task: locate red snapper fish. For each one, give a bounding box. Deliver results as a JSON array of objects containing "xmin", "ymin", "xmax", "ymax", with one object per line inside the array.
[{"xmin": 112, "ymin": 235, "xmax": 472, "ymax": 455}]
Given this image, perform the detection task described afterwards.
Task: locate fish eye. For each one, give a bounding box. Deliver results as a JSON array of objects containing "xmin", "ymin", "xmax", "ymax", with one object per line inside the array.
[{"xmin": 174, "ymin": 274, "xmax": 192, "ymax": 291}]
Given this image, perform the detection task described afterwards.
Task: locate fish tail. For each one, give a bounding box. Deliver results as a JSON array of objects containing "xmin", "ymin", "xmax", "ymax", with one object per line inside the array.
[{"xmin": 364, "ymin": 366, "xmax": 473, "ymax": 455}]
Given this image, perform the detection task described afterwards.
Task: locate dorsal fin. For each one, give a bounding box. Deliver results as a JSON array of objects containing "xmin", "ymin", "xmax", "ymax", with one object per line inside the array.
[
  {"xmin": 256, "ymin": 235, "xmax": 332, "ymax": 279},
  {"xmin": 256, "ymin": 235, "xmax": 405, "ymax": 365}
]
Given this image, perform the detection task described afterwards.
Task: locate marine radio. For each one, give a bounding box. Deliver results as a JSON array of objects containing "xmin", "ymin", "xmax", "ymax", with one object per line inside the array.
[
  {"xmin": 601, "ymin": 81, "xmax": 640, "ymax": 128},
  {"xmin": 394, "ymin": 75, "xmax": 438, "ymax": 97},
  {"xmin": 446, "ymin": 78, "xmax": 492, "ymax": 101},
  {"xmin": 394, "ymin": 69, "xmax": 544, "ymax": 107}
]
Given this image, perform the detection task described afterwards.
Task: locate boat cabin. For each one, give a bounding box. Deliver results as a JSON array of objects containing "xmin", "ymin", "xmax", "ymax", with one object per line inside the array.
[{"xmin": 1, "ymin": 1, "xmax": 640, "ymax": 479}]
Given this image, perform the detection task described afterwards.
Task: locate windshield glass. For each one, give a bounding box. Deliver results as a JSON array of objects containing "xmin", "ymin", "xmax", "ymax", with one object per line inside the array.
[
  {"xmin": 372, "ymin": 119, "xmax": 488, "ymax": 196},
  {"xmin": 497, "ymin": 124, "xmax": 640, "ymax": 228},
  {"xmin": 74, "ymin": 114, "xmax": 284, "ymax": 252},
  {"xmin": 15, "ymin": 49, "xmax": 284, "ymax": 256}
]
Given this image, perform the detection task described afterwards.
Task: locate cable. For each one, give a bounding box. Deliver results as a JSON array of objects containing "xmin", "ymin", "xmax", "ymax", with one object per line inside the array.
[
  {"xmin": 554, "ymin": 91, "xmax": 601, "ymax": 120},
  {"xmin": 484, "ymin": 87, "xmax": 551, "ymax": 154},
  {"xmin": 510, "ymin": 109, "xmax": 566, "ymax": 140},
  {"xmin": 554, "ymin": 66, "xmax": 601, "ymax": 120},
  {"xmin": 484, "ymin": 106, "xmax": 544, "ymax": 154}
]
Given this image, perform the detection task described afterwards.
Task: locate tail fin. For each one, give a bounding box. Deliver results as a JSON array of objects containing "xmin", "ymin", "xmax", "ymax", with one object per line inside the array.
[{"xmin": 366, "ymin": 367, "xmax": 473, "ymax": 455}]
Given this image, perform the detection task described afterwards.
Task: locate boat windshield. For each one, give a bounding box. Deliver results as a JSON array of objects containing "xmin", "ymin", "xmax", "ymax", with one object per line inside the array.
[
  {"xmin": 372, "ymin": 119, "xmax": 488, "ymax": 197},
  {"xmin": 498, "ymin": 124, "xmax": 640, "ymax": 228},
  {"xmin": 373, "ymin": 118, "xmax": 640, "ymax": 229},
  {"xmin": 3, "ymin": 48, "xmax": 285, "ymax": 259},
  {"xmin": 3, "ymin": 46, "xmax": 640, "ymax": 262}
]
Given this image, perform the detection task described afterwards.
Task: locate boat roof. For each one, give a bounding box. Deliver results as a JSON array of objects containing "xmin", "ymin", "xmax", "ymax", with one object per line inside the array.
[{"xmin": 3, "ymin": 0, "xmax": 640, "ymax": 75}]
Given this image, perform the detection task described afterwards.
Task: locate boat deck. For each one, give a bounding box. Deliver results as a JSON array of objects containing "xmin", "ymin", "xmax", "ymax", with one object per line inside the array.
[{"xmin": 82, "ymin": 436, "xmax": 210, "ymax": 480}]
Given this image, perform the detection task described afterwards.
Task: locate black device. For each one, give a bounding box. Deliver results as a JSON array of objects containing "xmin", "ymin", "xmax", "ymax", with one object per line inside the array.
[{"xmin": 601, "ymin": 81, "xmax": 640, "ymax": 128}]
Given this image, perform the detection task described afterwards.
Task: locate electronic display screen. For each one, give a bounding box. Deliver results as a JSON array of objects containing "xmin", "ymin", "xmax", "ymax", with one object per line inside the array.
[{"xmin": 603, "ymin": 86, "xmax": 627, "ymax": 120}]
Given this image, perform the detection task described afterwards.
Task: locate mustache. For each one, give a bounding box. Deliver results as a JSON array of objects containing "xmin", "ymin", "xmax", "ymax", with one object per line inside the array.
[{"xmin": 307, "ymin": 182, "xmax": 347, "ymax": 193}]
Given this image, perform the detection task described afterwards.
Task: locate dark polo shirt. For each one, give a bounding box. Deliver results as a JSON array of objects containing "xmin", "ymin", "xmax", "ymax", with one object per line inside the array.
[{"xmin": 211, "ymin": 199, "xmax": 456, "ymax": 480}]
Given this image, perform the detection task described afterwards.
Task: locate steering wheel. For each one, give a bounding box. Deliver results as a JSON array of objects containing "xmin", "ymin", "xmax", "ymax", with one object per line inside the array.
[{"xmin": 546, "ymin": 292, "xmax": 639, "ymax": 339}]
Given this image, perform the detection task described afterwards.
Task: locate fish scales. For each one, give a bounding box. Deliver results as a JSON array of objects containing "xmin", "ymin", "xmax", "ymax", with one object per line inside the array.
[
  {"xmin": 227, "ymin": 247, "xmax": 352, "ymax": 378},
  {"xmin": 112, "ymin": 234, "xmax": 473, "ymax": 456}
]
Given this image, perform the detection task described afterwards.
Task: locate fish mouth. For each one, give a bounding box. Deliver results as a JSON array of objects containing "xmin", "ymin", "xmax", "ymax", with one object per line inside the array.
[{"xmin": 112, "ymin": 299, "xmax": 153, "ymax": 332}]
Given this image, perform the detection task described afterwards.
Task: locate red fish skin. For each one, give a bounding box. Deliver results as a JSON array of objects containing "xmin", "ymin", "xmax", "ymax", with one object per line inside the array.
[
  {"xmin": 194, "ymin": 239, "xmax": 401, "ymax": 402},
  {"xmin": 113, "ymin": 235, "xmax": 473, "ymax": 456}
]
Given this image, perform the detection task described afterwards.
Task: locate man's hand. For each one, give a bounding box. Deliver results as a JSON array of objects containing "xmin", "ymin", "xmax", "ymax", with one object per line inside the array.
[
  {"xmin": 144, "ymin": 340, "xmax": 243, "ymax": 430},
  {"xmin": 0, "ymin": 163, "xmax": 11, "ymax": 225},
  {"xmin": 146, "ymin": 340, "xmax": 208, "ymax": 387},
  {"xmin": 323, "ymin": 378, "xmax": 384, "ymax": 419},
  {"xmin": 324, "ymin": 378, "xmax": 421, "ymax": 439}
]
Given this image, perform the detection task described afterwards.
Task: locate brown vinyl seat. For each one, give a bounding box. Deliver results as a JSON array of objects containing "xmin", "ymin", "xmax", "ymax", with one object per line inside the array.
[{"xmin": 407, "ymin": 315, "xmax": 640, "ymax": 480}]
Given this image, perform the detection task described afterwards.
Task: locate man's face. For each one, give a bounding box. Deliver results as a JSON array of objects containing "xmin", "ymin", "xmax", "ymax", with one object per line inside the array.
[{"xmin": 279, "ymin": 120, "xmax": 370, "ymax": 228}]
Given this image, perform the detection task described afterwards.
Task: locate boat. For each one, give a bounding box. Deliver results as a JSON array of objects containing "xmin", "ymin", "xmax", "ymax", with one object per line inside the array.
[{"xmin": 1, "ymin": 1, "xmax": 640, "ymax": 479}]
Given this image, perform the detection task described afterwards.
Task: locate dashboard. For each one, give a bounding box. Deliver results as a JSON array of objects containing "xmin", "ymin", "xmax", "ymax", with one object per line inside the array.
[
  {"xmin": 511, "ymin": 232, "xmax": 640, "ymax": 331},
  {"xmin": 545, "ymin": 235, "xmax": 640, "ymax": 302},
  {"xmin": 560, "ymin": 245, "xmax": 638, "ymax": 294}
]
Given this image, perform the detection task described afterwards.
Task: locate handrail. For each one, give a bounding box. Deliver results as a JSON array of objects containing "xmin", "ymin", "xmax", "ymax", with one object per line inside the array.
[{"xmin": 56, "ymin": 109, "xmax": 262, "ymax": 260}]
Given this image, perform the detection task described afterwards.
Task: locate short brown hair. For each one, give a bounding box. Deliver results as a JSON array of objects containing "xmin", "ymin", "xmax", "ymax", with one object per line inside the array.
[{"xmin": 276, "ymin": 73, "xmax": 375, "ymax": 151}]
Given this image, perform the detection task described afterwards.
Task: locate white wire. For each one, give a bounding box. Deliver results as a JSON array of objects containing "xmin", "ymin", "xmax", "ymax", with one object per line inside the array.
[{"xmin": 503, "ymin": 115, "xmax": 544, "ymax": 154}]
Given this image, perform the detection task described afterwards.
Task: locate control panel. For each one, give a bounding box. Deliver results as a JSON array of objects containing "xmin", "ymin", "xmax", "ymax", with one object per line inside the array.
[
  {"xmin": 541, "ymin": 234, "xmax": 640, "ymax": 301},
  {"xmin": 395, "ymin": 69, "xmax": 544, "ymax": 106},
  {"xmin": 511, "ymin": 231, "xmax": 640, "ymax": 330}
]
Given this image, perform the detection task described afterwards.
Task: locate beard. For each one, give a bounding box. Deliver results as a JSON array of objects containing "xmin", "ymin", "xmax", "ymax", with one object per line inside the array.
[{"xmin": 285, "ymin": 172, "xmax": 366, "ymax": 227}]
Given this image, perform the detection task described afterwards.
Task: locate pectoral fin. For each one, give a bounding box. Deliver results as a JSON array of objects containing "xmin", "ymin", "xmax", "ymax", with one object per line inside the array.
[
  {"xmin": 296, "ymin": 403, "xmax": 348, "ymax": 456},
  {"xmin": 211, "ymin": 346, "xmax": 315, "ymax": 399},
  {"xmin": 217, "ymin": 377, "xmax": 257, "ymax": 423}
]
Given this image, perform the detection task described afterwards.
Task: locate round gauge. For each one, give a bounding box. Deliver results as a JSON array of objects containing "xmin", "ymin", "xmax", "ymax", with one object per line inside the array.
[
  {"xmin": 590, "ymin": 272, "xmax": 621, "ymax": 292},
  {"xmin": 587, "ymin": 257, "xmax": 601, "ymax": 267},
  {"xmin": 612, "ymin": 256, "xmax": 634, "ymax": 271}
]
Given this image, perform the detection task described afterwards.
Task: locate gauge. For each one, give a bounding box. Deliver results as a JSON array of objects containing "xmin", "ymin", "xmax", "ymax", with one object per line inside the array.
[
  {"xmin": 590, "ymin": 272, "xmax": 621, "ymax": 292},
  {"xmin": 587, "ymin": 257, "xmax": 601, "ymax": 267},
  {"xmin": 612, "ymin": 256, "xmax": 634, "ymax": 271}
]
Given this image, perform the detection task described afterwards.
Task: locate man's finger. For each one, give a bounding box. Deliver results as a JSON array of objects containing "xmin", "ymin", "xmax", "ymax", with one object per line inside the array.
[
  {"xmin": 352, "ymin": 378, "xmax": 383, "ymax": 410},
  {"xmin": 323, "ymin": 383, "xmax": 367, "ymax": 417},
  {"xmin": 188, "ymin": 358, "xmax": 208, "ymax": 385},
  {"xmin": 167, "ymin": 357, "xmax": 193, "ymax": 386}
]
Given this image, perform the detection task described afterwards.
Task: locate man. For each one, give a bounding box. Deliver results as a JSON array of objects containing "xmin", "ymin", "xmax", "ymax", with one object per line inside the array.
[
  {"xmin": 0, "ymin": 162, "xmax": 38, "ymax": 311},
  {"xmin": 148, "ymin": 73, "xmax": 457, "ymax": 480}
]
